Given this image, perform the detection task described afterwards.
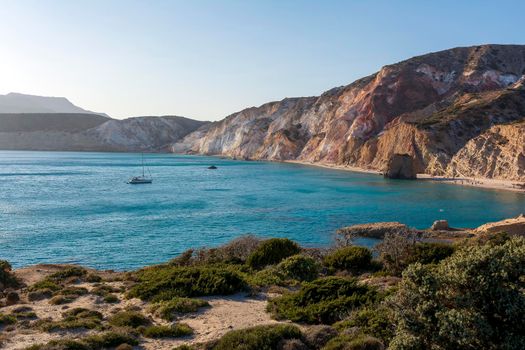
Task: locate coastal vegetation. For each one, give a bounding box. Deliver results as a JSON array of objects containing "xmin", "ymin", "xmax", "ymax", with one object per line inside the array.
[{"xmin": 1, "ymin": 226, "xmax": 524, "ymax": 349}]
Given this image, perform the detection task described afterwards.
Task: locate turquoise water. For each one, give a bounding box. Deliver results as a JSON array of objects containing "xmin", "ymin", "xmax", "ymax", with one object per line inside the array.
[{"xmin": 1, "ymin": 151, "xmax": 524, "ymax": 270}]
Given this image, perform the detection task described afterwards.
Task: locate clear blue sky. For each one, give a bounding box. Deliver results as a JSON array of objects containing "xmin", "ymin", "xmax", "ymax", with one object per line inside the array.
[{"xmin": 1, "ymin": 0, "xmax": 524, "ymax": 120}]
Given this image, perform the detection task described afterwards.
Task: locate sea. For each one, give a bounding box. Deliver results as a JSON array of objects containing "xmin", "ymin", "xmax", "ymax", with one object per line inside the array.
[{"xmin": 1, "ymin": 151, "xmax": 523, "ymax": 270}]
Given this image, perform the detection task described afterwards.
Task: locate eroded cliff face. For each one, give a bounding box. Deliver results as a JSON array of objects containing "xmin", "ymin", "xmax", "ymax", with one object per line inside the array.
[
  {"xmin": 446, "ymin": 122, "xmax": 525, "ymax": 181},
  {"xmin": 174, "ymin": 45, "xmax": 525, "ymax": 181}
]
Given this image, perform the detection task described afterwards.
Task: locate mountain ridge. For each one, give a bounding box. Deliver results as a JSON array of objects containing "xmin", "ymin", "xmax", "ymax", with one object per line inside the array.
[{"xmin": 0, "ymin": 92, "xmax": 108, "ymax": 117}]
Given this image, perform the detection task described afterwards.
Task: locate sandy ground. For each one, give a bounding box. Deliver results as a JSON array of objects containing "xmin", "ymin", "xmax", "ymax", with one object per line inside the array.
[
  {"xmin": 284, "ymin": 160, "xmax": 525, "ymax": 193},
  {"xmin": 417, "ymin": 174, "xmax": 525, "ymax": 193},
  {"xmin": 1, "ymin": 266, "xmax": 283, "ymax": 350}
]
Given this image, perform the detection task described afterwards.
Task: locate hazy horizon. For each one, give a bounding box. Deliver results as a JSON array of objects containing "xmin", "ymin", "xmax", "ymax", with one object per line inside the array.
[{"xmin": 1, "ymin": 0, "xmax": 524, "ymax": 121}]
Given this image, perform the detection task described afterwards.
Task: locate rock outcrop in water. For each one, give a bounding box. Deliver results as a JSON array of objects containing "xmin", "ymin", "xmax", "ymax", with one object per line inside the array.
[
  {"xmin": 174, "ymin": 45, "xmax": 525, "ymax": 181},
  {"xmin": 384, "ymin": 154, "xmax": 417, "ymax": 179}
]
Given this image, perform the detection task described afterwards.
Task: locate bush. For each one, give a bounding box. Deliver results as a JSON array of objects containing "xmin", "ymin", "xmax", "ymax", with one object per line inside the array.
[
  {"xmin": 91, "ymin": 284, "xmax": 121, "ymax": 296},
  {"xmin": 37, "ymin": 308, "xmax": 103, "ymax": 331},
  {"xmin": 209, "ymin": 324, "xmax": 303, "ymax": 350},
  {"xmin": 407, "ymin": 242, "xmax": 455, "ymax": 265},
  {"xmin": 375, "ymin": 232, "xmax": 455, "ymax": 275},
  {"xmin": 49, "ymin": 295, "xmax": 76, "ymax": 305},
  {"xmin": 28, "ymin": 289, "xmax": 53, "ymax": 301},
  {"xmin": 84, "ymin": 332, "xmax": 139, "ymax": 348},
  {"xmin": 109, "ymin": 311, "xmax": 150, "ymax": 328},
  {"xmin": 0, "ymin": 313, "xmax": 17, "ymax": 326},
  {"xmin": 103, "ymin": 294, "xmax": 119, "ymax": 303},
  {"xmin": 249, "ymin": 255, "xmax": 320, "ymax": 287},
  {"xmin": 127, "ymin": 265, "xmax": 246, "ymax": 301},
  {"xmin": 47, "ymin": 266, "xmax": 87, "ymax": 282},
  {"xmin": 303, "ymin": 325, "xmax": 338, "ymax": 349},
  {"xmin": 277, "ymin": 254, "xmax": 320, "ymax": 281},
  {"xmin": 150, "ymin": 297, "xmax": 209, "ymax": 320},
  {"xmin": 29, "ymin": 280, "xmax": 61, "ymax": 292},
  {"xmin": 389, "ymin": 237, "xmax": 525, "ymax": 350},
  {"xmin": 323, "ymin": 247, "xmax": 372, "ymax": 272},
  {"xmin": 85, "ymin": 273, "xmax": 102, "ymax": 283},
  {"xmin": 322, "ymin": 335, "xmax": 384, "ymax": 350},
  {"xmin": 268, "ymin": 277, "xmax": 378, "ymax": 324},
  {"xmin": 334, "ymin": 306, "xmax": 394, "ymax": 344},
  {"xmin": 141, "ymin": 323, "xmax": 193, "ymax": 338},
  {"xmin": 11, "ymin": 306, "xmax": 37, "ymax": 320},
  {"xmin": 0, "ymin": 260, "xmax": 19, "ymax": 290},
  {"xmin": 170, "ymin": 235, "xmax": 262, "ymax": 266},
  {"xmin": 26, "ymin": 331, "xmax": 138, "ymax": 350},
  {"xmin": 59, "ymin": 286, "xmax": 89, "ymax": 296},
  {"xmin": 247, "ymin": 238, "xmax": 301, "ymax": 269}
]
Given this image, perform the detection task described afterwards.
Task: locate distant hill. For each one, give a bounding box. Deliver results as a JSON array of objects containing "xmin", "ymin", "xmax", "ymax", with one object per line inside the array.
[
  {"xmin": 0, "ymin": 92, "xmax": 209, "ymax": 152},
  {"xmin": 0, "ymin": 92, "xmax": 107, "ymax": 116},
  {"xmin": 0, "ymin": 113, "xmax": 110, "ymax": 133},
  {"xmin": 0, "ymin": 112, "xmax": 208, "ymax": 152}
]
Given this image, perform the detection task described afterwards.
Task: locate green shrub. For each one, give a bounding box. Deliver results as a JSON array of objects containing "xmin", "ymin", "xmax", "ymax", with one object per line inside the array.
[
  {"xmin": 29, "ymin": 280, "xmax": 60, "ymax": 292},
  {"xmin": 0, "ymin": 260, "xmax": 19, "ymax": 289},
  {"xmin": 48, "ymin": 266, "xmax": 87, "ymax": 282},
  {"xmin": 85, "ymin": 273, "xmax": 102, "ymax": 283},
  {"xmin": 210, "ymin": 324, "xmax": 303, "ymax": 350},
  {"xmin": 26, "ymin": 332, "xmax": 138, "ymax": 350},
  {"xmin": 127, "ymin": 265, "xmax": 246, "ymax": 301},
  {"xmin": 141, "ymin": 323, "xmax": 193, "ymax": 338},
  {"xmin": 37, "ymin": 308, "xmax": 103, "ymax": 331},
  {"xmin": 49, "ymin": 295, "xmax": 76, "ymax": 305},
  {"xmin": 248, "ymin": 254, "xmax": 320, "ymax": 287},
  {"xmin": 246, "ymin": 238, "xmax": 301, "ymax": 269},
  {"xmin": 103, "ymin": 294, "xmax": 119, "ymax": 303},
  {"xmin": 407, "ymin": 242, "xmax": 455, "ymax": 265},
  {"xmin": 171, "ymin": 235, "xmax": 263, "ymax": 266},
  {"xmin": 323, "ymin": 246, "xmax": 372, "ymax": 272},
  {"xmin": 390, "ymin": 237, "xmax": 525, "ymax": 350},
  {"xmin": 84, "ymin": 332, "xmax": 139, "ymax": 348},
  {"xmin": 277, "ymin": 254, "xmax": 320, "ymax": 281},
  {"xmin": 59, "ymin": 286, "xmax": 89, "ymax": 296},
  {"xmin": 0, "ymin": 313, "xmax": 17, "ymax": 326},
  {"xmin": 63, "ymin": 308, "xmax": 103, "ymax": 320},
  {"xmin": 109, "ymin": 311, "xmax": 150, "ymax": 328},
  {"xmin": 303, "ymin": 325, "xmax": 338, "ymax": 349},
  {"xmin": 334, "ymin": 306, "xmax": 394, "ymax": 344},
  {"xmin": 173, "ymin": 346, "xmax": 194, "ymax": 350},
  {"xmin": 28, "ymin": 289, "xmax": 54, "ymax": 301},
  {"xmin": 11, "ymin": 307, "xmax": 37, "ymax": 320},
  {"xmin": 268, "ymin": 277, "xmax": 378, "ymax": 324},
  {"xmin": 91, "ymin": 284, "xmax": 121, "ymax": 296},
  {"xmin": 322, "ymin": 335, "xmax": 384, "ymax": 350},
  {"xmin": 150, "ymin": 297, "xmax": 210, "ymax": 320}
]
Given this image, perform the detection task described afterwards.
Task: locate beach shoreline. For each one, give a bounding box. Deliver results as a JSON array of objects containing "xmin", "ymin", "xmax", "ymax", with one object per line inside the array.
[{"xmin": 283, "ymin": 160, "xmax": 525, "ymax": 194}]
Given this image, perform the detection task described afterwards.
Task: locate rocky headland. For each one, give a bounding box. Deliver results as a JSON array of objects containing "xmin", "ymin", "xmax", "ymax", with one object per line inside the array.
[{"xmin": 174, "ymin": 44, "xmax": 525, "ymax": 183}]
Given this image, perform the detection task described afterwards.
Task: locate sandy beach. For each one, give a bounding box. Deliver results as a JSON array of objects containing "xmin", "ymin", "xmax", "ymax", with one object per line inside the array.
[{"xmin": 284, "ymin": 160, "xmax": 525, "ymax": 194}]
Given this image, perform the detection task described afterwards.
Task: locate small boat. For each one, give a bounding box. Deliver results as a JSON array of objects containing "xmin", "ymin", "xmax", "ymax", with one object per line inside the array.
[
  {"xmin": 128, "ymin": 176, "xmax": 152, "ymax": 184},
  {"xmin": 128, "ymin": 153, "xmax": 153, "ymax": 184},
  {"xmin": 208, "ymin": 165, "xmax": 217, "ymax": 170}
]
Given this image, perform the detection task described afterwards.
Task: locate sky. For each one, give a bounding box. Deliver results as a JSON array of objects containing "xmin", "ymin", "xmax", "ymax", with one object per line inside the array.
[{"xmin": 1, "ymin": 0, "xmax": 524, "ymax": 121}]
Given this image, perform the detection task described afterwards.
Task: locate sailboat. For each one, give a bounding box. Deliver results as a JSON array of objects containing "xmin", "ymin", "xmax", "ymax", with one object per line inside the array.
[{"xmin": 128, "ymin": 153, "xmax": 153, "ymax": 184}]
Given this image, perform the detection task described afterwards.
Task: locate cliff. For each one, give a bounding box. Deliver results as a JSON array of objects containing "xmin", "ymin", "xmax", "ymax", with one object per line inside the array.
[{"xmin": 174, "ymin": 45, "xmax": 525, "ymax": 181}]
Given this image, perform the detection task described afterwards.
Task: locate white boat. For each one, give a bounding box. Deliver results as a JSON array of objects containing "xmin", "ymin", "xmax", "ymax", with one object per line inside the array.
[{"xmin": 128, "ymin": 153, "xmax": 153, "ymax": 184}]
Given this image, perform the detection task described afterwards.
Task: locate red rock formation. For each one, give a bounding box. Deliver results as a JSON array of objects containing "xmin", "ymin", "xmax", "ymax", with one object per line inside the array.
[{"xmin": 174, "ymin": 45, "xmax": 525, "ymax": 181}]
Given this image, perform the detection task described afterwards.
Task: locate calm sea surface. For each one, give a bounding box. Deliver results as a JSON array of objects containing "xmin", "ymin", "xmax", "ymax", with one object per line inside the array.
[{"xmin": 1, "ymin": 151, "xmax": 524, "ymax": 270}]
